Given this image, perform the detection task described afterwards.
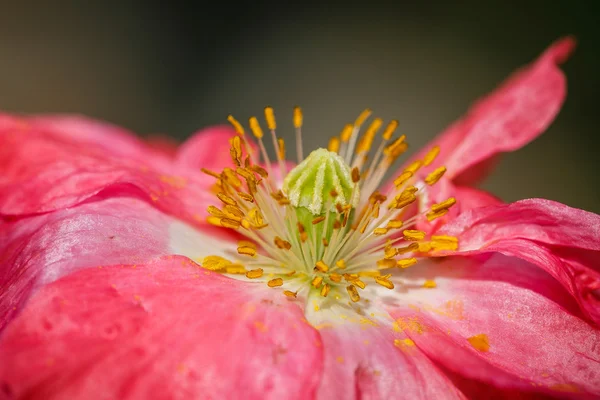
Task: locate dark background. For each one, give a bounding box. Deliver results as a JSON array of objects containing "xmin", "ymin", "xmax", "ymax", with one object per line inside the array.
[{"xmin": 1, "ymin": 1, "xmax": 598, "ymax": 212}]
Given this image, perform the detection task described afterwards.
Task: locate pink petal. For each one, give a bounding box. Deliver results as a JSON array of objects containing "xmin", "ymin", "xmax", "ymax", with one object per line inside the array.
[
  {"xmin": 0, "ymin": 197, "xmax": 227, "ymax": 331},
  {"xmin": 409, "ymin": 37, "xmax": 574, "ymax": 185},
  {"xmin": 0, "ymin": 257, "xmax": 322, "ymax": 400},
  {"xmin": 388, "ymin": 254, "xmax": 600, "ymax": 398},
  {"xmin": 175, "ymin": 125, "xmax": 242, "ymax": 170},
  {"xmin": 314, "ymin": 318, "xmax": 465, "ymax": 399},
  {"xmin": 0, "ymin": 132, "xmax": 216, "ymax": 226},
  {"xmin": 1, "ymin": 113, "xmax": 171, "ymax": 167},
  {"xmin": 439, "ymin": 198, "xmax": 600, "ymax": 325}
]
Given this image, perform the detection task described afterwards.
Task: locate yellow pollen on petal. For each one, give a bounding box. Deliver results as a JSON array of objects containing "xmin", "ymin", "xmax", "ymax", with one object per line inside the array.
[
  {"xmin": 423, "ymin": 280, "xmax": 437, "ymax": 288},
  {"xmin": 467, "ymin": 334, "xmax": 490, "ymax": 352},
  {"xmin": 284, "ymin": 290, "xmax": 298, "ymax": 298}
]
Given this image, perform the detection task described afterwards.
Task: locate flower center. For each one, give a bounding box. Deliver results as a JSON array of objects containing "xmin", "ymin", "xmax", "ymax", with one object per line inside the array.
[{"xmin": 202, "ymin": 107, "xmax": 458, "ymax": 306}]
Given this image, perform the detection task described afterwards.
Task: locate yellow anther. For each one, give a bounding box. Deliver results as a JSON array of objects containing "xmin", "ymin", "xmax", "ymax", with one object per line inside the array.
[
  {"xmin": 223, "ymin": 168, "xmax": 242, "ymax": 187},
  {"xmin": 328, "ymin": 137, "xmax": 340, "ymax": 152},
  {"xmin": 230, "ymin": 136, "xmax": 243, "ymax": 166},
  {"xmin": 320, "ymin": 283, "xmax": 331, "ymax": 297},
  {"xmin": 264, "ymin": 106, "xmax": 276, "ymax": 130},
  {"xmin": 268, "ymin": 278, "xmax": 284, "ymax": 287},
  {"xmin": 220, "ymin": 218, "xmax": 241, "ymax": 229},
  {"xmin": 340, "ymin": 124, "xmax": 354, "ymax": 142},
  {"xmin": 431, "ymin": 235, "xmax": 459, "ymax": 251},
  {"xmin": 403, "ymin": 230, "xmax": 426, "ymax": 241},
  {"xmin": 382, "ymin": 119, "xmax": 399, "ymax": 140},
  {"xmin": 357, "ymin": 118, "xmax": 382, "ymax": 153},
  {"xmin": 202, "ymin": 256, "xmax": 231, "ymax": 271},
  {"xmin": 373, "ymin": 228, "xmax": 389, "ymax": 236},
  {"xmin": 394, "ymin": 338, "xmax": 415, "ymax": 348},
  {"xmin": 426, "ymin": 209, "xmax": 449, "ymax": 221},
  {"xmin": 274, "ymin": 236, "xmax": 292, "ymax": 250},
  {"xmin": 377, "ymin": 259, "xmax": 396, "ymax": 269},
  {"xmin": 335, "ymin": 259, "xmax": 346, "ymax": 269},
  {"xmin": 386, "ymin": 220, "xmax": 404, "ymax": 229},
  {"xmin": 246, "ymin": 268, "xmax": 264, "ymax": 279},
  {"xmin": 238, "ymin": 240, "xmax": 256, "ymax": 249},
  {"xmin": 375, "ymin": 276, "xmax": 395, "ymax": 289},
  {"xmin": 423, "ymin": 280, "xmax": 437, "ymax": 288},
  {"xmin": 224, "ymin": 205, "xmax": 244, "ymax": 219},
  {"xmin": 425, "ymin": 166, "xmax": 447, "ymax": 185},
  {"xmin": 357, "ymin": 270, "xmax": 380, "ymax": 278},
  {"xmin": 352, "ymin": 167, "xmax": 360, "ymax": 183},
  {"xmin": 312, "ymin": 276, "xmax": 323, "ymax": 288},
  {"xmin": 312, "ymin": 216, "xmax": 326, "ymax": 225},
  {"xmin": 249, "ymin": 164, "xmax": 268, "ymax": 178},
  {"xmin": 397, "ymin": 243, "xmax": 419, "ymax": 254},
  {"xmin": 354, "ymin": 108, "xmax": 372, "ymax": 127},
  {"xmin": 217, "ymin": 193, "xmax": 237, "ymax": 206},
  {"xmin": 225, "ymin": 264, "xmax": 246, "ymax": 274},
  {"xmin": 346, "ymin": 285, "xmax": 360, "ymax": 302},
  {"xmin": 293, "ymin": 106, "xmax": 303, "ymax": 128},
  {"xmin": 423, "ymin": 145, "xmax": 440, "ymax": 166},
  {"xmin": 207, "ymin": 205, "xmax": 224, "ymax": 217},
  {"xmin": 315, "ymin": 260, "xmax": 329, "ymax": 273},
  {"xmin": 207, "ymin": 216, "xmax": 223, "ymax": 227},
  {"xmin": 394, "ymin": 171, "xmax": 413, "ymax": 187},
  {"xmin": 201, "ymin": 168, "xmax": 221, "ymax": 179},
  {"xmin": 249, "ymin": 116, "xmax": 264, "ymax": 139},
  {"xmin": 278, "ymin": 138, "xmax": 286, "ymax": 160},
  {"xmin": 333, "ymin": 220, "xmax": 342, "ymax": 230},
  {"xmin": 384, "ymin": 247, "xmax": 397, "ymax": 259},
  {"xmin": 404, "ymin": 160, "xmax": 422, "ymax": 174},
  {"xmin": 384, "ymin": 135, "xmax": 406, "ymax": 155},
  {"xmin": 418, "ymin": 241, "xmax": 433, "ymax": 252},
  {"xmin": 329, "ymin": 273, "xmax": 343, "ymax": 283},
  {"xmin": 431, "ymin": 197, "xmax": 456, "ymax": 213},
  {"xmin": 351, "ymin": 279, "xmax": 366, "ymax": 289},
  {"xmin": 392, "ymin": 194, "xmax": 416, "ymax": 210},
  {"xmin": 397, "ymin": 258, "xmax": 418, "ymax": 269},
  {"xmin": 467, "ymin": 334, "xmax": 490, "ymax": 352},
  {"xmin": 322, "ymin": 238, "xmax": 329, "ymax": 247},
  {"xmin": 227, "ymin": 115, "xmax": 245, "ymax": 135},
  {"xmin": 284, "ymin": 290, "xmax": 298, "ymax": 298},
  {"xmin": 237, "ymin": 246, "xmax": 257, "ymax": 257},
  {"xmin": 238, "ymin": 192, "xmax": 254, "ymax": 202}
]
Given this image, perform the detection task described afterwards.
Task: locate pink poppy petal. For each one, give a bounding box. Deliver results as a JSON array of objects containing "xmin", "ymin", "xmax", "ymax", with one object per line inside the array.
[
  {"xmin": 0, "ymin": 133, "xmax": 218, "ymax": 226},
  {"xmin": 439, "ymin": 198, "xmax": 600, "ymax": 324},
  {"xmin": 1, "ymin": 113, "xmax": 171, "ymax": 167},
  {"xmin": 176, "ymin": 125, "xmax": 241, "ymax": 170},
  {"xmin": 389, "ymin": 254, "xmax": 600, "ymax": 398},
  {"xmin": 0, "ymin": 197, "xmax": 224, "ymax": 331},
  {"xmin": 389, "ymin": 37, "xmax": 574, "ymax": 190},
  {"xmin": 0, "ymin": 257, "xmax": 323, "ymax": 400},
  {"xmin": 312, "ymin": 316, "xmax": 466, "ymax": 400}
]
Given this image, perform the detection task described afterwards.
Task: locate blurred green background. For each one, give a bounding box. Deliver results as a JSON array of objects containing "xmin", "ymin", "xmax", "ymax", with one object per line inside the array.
[{"xmin": 1, "ymin": 1, "xmax": 598, "ymax": 212}]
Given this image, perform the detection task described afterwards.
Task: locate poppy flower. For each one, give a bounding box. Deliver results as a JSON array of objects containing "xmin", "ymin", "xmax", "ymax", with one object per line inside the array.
[{"xmin": 0, "ymin": 37, "xmax": 598, "ymax": 399}]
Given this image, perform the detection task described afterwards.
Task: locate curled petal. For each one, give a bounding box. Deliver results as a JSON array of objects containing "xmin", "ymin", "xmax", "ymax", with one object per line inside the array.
[
  {"xmin": 388, "ymin": 255, "xmax": 600, "ymax": 398},
  {"xmin": 439, "ymin": 198, "xmax": 600, "ymax": 325}
]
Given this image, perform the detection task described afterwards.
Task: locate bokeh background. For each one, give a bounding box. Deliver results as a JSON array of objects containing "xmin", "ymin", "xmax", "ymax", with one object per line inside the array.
[{"xmin": 1, "ymin": 1, "xmax": 598, "ymax": 212}]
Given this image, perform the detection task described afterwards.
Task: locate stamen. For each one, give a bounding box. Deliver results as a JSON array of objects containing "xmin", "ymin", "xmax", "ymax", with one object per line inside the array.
[
  {"xmin": 423, "ymin": 145, "xmax": 440, "ymax": 166},
  {"xmin": 293, "ymin": 106, "xmax": 304, "ymax": 162},
  {"xmin": 425, "ymin": 166, "xmax": 447, "ymax": 185},
  {"xmin": 346, "ymin": 285, "xmax": 360, "ymax": 302},
  {"xmin": 397, "ymin": 258, "xmax": 418, "ymax": 268},
  {"xmin": 246, "ymin": 268, "xmax": 264, "ymax": 279},
  {"xmin": 320, "ymin": 283, "xmax": 331, "ymax": 297},
  {"xmin": 268, "ymin": 278, "xmax": 284, "ymax": 287},
  {"xmin": 284, "ymin": 290, "xmax": 298, "ymax": 298}
]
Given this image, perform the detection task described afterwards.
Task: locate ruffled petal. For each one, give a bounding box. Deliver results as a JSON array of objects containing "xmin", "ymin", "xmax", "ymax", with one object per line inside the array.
[
  {"xmin": 388, "ymin": 254, "xmax": 600, "ymax": 398},
  {"xmin": 306, "ymin": 305, "xmax": 465, "ymax": 399},
  {"xmin": 175, "ymin": 125, "xmax": 241, "ymax": 170},
  {"xmin": 0, "ymin": 257, "xmax": 323, "ymax": 400},
  {"xmin": 439, "ymin": 198, "xmax": 600, "ymax": 324},
  {"xmin": 0, "ymin": 131, "xmax": 217, "ymax": 226},
  {"xmin": 0, "ymin": 197, "xmax": 225, "ymax": 331},
  {"xmin": 407, "ymin": 37, "xmax": 575, "ymax": 185}
]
